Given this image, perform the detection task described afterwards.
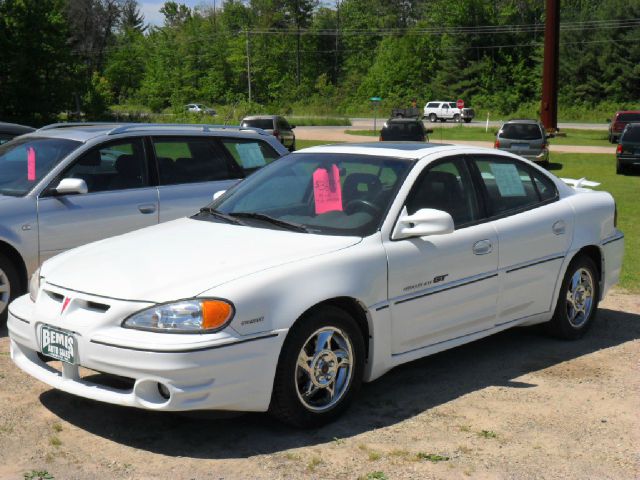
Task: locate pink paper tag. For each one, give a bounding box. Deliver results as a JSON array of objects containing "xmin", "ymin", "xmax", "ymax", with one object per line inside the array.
[
  {"xmin": 27, "ymin": 147, "xmax": 36, "ymax": 181},
  {"xmin": 313, "ymin": 165, "xmax": 343, "ymax": 214}
]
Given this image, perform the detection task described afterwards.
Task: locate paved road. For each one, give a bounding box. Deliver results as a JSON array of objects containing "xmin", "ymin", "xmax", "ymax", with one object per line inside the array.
[{"xmin": 296, "ymin": 125, "xmax": 615, "ymax": 155}]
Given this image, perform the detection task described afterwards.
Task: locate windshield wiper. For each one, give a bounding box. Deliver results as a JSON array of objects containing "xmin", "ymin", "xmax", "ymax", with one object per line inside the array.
[
  {"xmin": 229, "ymin": 212, "xmax": 309, "ymax": 232},
  {"xmin": 198, "ymin": 207, "xmax": 243, "ymax": 225}
]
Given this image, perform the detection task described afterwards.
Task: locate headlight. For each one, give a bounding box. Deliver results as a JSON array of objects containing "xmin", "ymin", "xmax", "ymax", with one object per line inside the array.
[
  {"xmin": 29, "ymin": 268, "xmax": 41, "ymax": 303},
  {"xmin": 122, "ymin": 299, "xmax": 234, "ymax": 333}
]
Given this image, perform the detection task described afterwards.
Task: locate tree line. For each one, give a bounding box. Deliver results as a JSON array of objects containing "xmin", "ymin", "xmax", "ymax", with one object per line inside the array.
[{"xmin": 1, "ymin": 0, "xmax": 639, "ymax": 125}]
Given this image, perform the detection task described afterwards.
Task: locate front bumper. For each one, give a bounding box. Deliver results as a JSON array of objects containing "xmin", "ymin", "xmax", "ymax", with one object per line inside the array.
[{"xmin": 8, "ymin": 293, "xmax": 285, "ymax": 412}]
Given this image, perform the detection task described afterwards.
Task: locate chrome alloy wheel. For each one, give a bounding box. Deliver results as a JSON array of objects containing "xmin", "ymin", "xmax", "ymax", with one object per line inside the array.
[
  {"xmin": 566, "ymin": 267, "xmax": 594, "ymax": 328},
  {"xmin": 295, "ymin": 327, "xmax": 354, "ymax": 412},
  {"xmin": 0, "ymin": 267, "xmax": 10, "ymax": 313}
]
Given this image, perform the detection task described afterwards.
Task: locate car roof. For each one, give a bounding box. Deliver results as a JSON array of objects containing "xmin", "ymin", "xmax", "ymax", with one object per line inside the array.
[
  {"xmin": 18, "ymin": 123, "xmax": 272, "ymax": 143},
  {"xmin": 295, "ymin": 142, "xmax": 468, "ymax": 159},
  {"xmin": 242, "ymin": 115, "xmax": 279, "ymax": 120},
  {"xmin": 385, "ymin": 118, "xmax": 422, "ymax": 124},
  {"xmin": 0, "ymin": 122, "xmax": 36, "ymax": 135},
  {"xmin": 503, "ymin": 119, "xmax": 541, "ymax": 125}
]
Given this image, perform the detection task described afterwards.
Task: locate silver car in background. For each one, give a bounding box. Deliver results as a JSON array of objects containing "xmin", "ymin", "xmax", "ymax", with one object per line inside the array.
[
  {"xmin": 0, "ymin": 123, "xmax": 288, "ymax": 321},
  {"xmin": 494, "ymin": 119, "xmax": 554, "ymax": 167}
]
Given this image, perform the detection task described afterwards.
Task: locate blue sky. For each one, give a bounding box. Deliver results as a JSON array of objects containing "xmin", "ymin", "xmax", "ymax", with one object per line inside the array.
[{"xmin": 139, "ymin": 1, "xmax": 213, "ymax": 26}]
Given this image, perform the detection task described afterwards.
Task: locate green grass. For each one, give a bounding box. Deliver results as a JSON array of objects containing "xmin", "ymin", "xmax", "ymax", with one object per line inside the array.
[
  {"xmin": 346, "ymin": 126, "xmax": 611, "ymax": 147},
  {"xmin": 548, "ymin": 153, "xmax": 638, "ymax": 292}
]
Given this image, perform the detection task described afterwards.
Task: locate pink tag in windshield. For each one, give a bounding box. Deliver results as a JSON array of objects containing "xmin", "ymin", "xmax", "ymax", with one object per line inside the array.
[
  {"xmin": 313, "ymin": 165, "xmax": 343, "ymax": 214},
  {"xmin": 27, "ymin": 147, "xmax": 36, "ymax": 181}
]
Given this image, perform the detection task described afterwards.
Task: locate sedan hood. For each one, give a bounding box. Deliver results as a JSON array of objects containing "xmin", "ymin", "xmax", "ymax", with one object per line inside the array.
[{"xmin": 42, "ymin": 217, "xmax": 361, "ymax": 302}]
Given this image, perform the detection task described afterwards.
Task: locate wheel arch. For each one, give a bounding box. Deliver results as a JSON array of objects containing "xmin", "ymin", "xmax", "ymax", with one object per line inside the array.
[
  {"xmin": 294, "ymin": 296, "xmax": 372, "ymax": 361},
  {"xmin": 0, "ymin": 240, "xmax": 28, "ymax": 293}
]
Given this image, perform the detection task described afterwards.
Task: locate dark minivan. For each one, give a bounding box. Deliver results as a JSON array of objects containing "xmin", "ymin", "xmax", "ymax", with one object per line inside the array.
[{"xmin": 616, "ymin": 123, "xmax": 640, "ymax": 174}]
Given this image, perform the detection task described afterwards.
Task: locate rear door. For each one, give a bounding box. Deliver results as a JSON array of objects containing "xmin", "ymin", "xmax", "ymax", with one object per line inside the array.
[
  {"xmin": 37, "ymin": 137, "xmax": 158, "ymax": 261},
  {"xmin": 469, "ymin": 155, "xmax": 573, "ymax": 325}
]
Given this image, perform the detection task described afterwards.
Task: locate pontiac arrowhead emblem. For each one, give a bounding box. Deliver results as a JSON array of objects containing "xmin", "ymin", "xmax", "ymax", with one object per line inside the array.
[{"xmin": 61, "ymin": 297, "xmax": 71, "ymax": 315}]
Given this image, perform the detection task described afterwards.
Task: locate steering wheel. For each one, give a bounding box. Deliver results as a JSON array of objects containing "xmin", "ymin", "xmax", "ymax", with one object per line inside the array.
[{"xmin": 345, "ymin": 199, "xmax": 382, "ymax": 216}]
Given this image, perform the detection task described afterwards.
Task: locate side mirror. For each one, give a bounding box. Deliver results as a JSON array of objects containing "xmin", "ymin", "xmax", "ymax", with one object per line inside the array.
[
  {"xmin": 392, "ymin": 208, "xmax": 455, "ymax": 240},
  {"xmin": 212, "ymin": 190, "xmax": 226, "ymax": 201},
  {"xmin": 54, "ymin": 178, "xmax": 88, "ymax": 195}
]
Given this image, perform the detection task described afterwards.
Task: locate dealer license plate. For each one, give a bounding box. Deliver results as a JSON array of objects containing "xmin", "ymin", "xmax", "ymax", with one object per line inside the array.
[
  {"xmin": 512, "ymin": 143, "xmax": 528, "ymax": 150},
  {"xmin": 41, "ymin": 325, "xmax": 77, "ymax": 364}
]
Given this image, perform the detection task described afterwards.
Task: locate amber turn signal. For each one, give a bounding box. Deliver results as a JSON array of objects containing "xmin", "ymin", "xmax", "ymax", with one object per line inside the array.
[{"xmin": 202, "ymin": 300, "xmax": 233, "ymax": 330}]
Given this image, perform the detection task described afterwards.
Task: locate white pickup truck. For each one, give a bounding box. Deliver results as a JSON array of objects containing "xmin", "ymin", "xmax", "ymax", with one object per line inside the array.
[{"xmin": 423, "ymin": 101, "xmax": 475, "ymax": 123}]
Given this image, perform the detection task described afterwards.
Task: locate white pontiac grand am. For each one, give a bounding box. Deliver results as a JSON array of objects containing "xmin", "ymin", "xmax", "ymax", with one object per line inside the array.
[{"xmin": 8, "ymin": 143, "xmax": 624, "ymax": 427}]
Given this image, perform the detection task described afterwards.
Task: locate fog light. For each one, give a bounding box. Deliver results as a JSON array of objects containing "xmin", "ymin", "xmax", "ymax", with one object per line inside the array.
[{"xmin": 157, "ymin": 383, "xmax": 170, "ymax": 400}]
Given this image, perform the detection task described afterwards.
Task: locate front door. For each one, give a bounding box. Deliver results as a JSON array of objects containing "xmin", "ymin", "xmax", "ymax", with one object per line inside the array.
[
  {"xmin": 384, "ymin": 156, "xmax": 499, "ymax": 355},
  {"xmin": 37, "ymin": 138, "xmax": 158, "ymax": 262}
]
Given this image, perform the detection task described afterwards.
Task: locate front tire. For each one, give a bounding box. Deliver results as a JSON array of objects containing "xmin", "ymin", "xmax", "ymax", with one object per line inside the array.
[
  {"xmin": 464, "ymin": 118, "xmax": 471, "ymax": 123},
  {"xmin": 270, "ymin": 305, "xmax": 365, "ymax": 428},
  {"xmin": 0, "ymin": 254, "xmax": 20, "ymax": 324},
  {"xmin": 546, "ymin": 255, "xmax": 599, "ymax": 340}
]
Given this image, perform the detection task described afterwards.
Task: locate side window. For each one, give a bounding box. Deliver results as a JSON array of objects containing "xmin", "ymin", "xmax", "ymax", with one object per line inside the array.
[
  {"xmin": 152, "ymin": 138, "xmax": 239, "ymax": 185},
  {"xmin": 221, "ymin": 139, "xmax": 280, "ymax": 174},
  {"xmin": 531, "ymin": 168, "xmax": 558, "ymax": 202},
  {"xmin": 405, "ymin": 157, "xmax": 480, "ymax": 228},
  {"xmin": 65, "ymin": 139, "xmax": 147, "ymax": 193},
  {"xmin": 473, "ymin": 156, "xmax": 554, "ymax": 215}
]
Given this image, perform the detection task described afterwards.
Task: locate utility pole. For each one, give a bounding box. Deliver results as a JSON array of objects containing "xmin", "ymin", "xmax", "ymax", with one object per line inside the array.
[
  {"xmin": 334, "ymin": 0, "xmax": 340, "ymax": 84},
  {"xmin": 245, "ymin": 29, "xmax": 252, "ymax": 103},
  {"xmin": 540, "ymin": 0, "xmax": 560, "ymax": 132},
  {"xmin": 295, "ymin": 0, "xmax": 301, "ymax": 86}
]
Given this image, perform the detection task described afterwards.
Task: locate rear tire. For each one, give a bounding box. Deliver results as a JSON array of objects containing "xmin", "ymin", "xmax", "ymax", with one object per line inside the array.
[
  {"xmin": 453, "ymin": 114, "xmax": 461, "ymax": 123},
  {"xmin": 616, "ymin": 159, "xmax": 625, "ymax": 175},
  {"xmin": 269, "ymin": 305, "xmax": 365, "ymax": 428},
  {"xmin": 429, "ymin": 113, "xmax": 437, "ymax": 123},
  {"xmin": 0, "ymin": 254, "xmax": 20, "ymax": 324},
  {"xmin": 546, "ymin": 255, "xmax": 599, "ymax": 340}
]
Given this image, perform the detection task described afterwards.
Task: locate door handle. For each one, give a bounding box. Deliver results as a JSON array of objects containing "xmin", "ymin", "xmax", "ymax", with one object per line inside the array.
[
  {"xmin": 472, "ymin": 239, "xmax": 493, "ymax": 255},
  {"xmin": 552, "ymin": 220, "xmax": 566, "ymax": 235},
  {"xmin": 138, "ymin": 203, "xmax": 156, "ymax": 214}
]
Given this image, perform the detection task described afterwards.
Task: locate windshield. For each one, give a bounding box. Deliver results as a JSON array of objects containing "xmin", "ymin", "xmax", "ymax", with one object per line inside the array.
[
  {"xmin": 0, "ymin": 137, "xmax": 81, "ymax": 196},
  {"xmin": 241, "ymin": 119, "xmax": 274, "ymax": 130},
  {"xmin": 500, "ymin": 123, "xmax": 543, "ymax": 140},
  {"xmin": 203, "ymin": 153, "xmax": 413, "ymax": 236}
]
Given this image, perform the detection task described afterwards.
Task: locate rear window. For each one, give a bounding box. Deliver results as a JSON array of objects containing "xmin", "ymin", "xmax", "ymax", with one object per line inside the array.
[
  {"xmin": 499, "ymin": 123, "xmax": 543, "ymax": 140},
  {"xmin": 381, "ymin": 122, "xmax": 424, "ymax": 141},
  {"xmin": 621, "ymin": 125, "xmax": 640, "ymax": 142},
  {"xmin": 618, "ymin": 113, "xmax": 640, "ymax": 122},
  {"xmin": 241, "ymin": 119, "xmax": 274, "ymax": 130}
]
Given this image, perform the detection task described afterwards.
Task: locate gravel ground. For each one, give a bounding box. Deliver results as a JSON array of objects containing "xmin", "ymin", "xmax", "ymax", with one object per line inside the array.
[{"xmin": 1, "ymin": 290, "xmax": 638, "ymax": 480}]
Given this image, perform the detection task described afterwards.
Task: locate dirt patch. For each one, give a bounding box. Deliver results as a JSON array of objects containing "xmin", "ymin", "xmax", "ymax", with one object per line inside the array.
[{"xmin": 1, "ymin": 290, "xmax": 638, "ymax": 479}]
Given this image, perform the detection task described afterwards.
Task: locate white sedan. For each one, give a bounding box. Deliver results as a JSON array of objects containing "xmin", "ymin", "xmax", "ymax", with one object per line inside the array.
[{"xmin": 8, "ymin": 143, "xmax": 624, "ymax": 427}]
